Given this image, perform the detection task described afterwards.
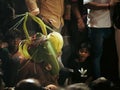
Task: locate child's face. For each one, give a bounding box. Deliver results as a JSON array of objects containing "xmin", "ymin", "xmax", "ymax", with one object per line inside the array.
[{"xmin": 79, "ymin": 48, "xmax": 90, "ymax": 62}]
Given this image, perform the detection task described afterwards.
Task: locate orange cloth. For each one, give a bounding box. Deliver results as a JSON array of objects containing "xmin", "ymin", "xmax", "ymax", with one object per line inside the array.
[{"xmin": 26, "ymin": 0, "xmax": 64, "ymax": 30}]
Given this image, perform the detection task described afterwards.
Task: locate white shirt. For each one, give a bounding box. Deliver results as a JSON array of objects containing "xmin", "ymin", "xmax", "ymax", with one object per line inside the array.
[{"xmin": 84, "ymin": 0, "xmax": 112, "ymax": 28}]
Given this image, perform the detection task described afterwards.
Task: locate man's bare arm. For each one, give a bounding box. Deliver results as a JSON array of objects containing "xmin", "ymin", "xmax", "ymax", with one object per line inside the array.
[{"xmin": 25, "ymin": 0, "xmax": 39, "ymax": 15}]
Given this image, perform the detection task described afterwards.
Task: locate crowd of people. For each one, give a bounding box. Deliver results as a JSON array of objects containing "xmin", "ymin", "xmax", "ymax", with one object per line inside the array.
[{"xmin": 0, "ymin": 0, "xmax": 120, "ymax": 90}]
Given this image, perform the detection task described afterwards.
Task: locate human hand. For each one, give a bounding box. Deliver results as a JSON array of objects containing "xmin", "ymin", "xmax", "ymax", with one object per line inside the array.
[
  {"xmin": 30, "ymin": 8, "xmax": 40, "ymax": 16},
  {"xmin": 77, "ymin": 18, "xmax": 85, "ymax": 31},
  {"xmin": 45, "ymin": 84, "xmax": 58, "ymax": 90}
]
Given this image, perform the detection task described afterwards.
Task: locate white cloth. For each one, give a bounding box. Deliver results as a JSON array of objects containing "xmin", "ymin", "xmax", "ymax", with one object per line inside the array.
[{"xmin": 84, "ymin": 0, "xmax": 112, "ymax": 28}]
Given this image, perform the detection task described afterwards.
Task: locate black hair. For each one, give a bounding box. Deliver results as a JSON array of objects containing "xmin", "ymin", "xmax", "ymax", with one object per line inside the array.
[
  {"xmin": 74, "ymin": 42, "xmax": 91, "ymax": 59},
  {"xmin": 89, "ymin": 77, "xmax": 114, "ymax": 90},
  {"xmin": 79, "ymin": 42, "xmax": 91, "ymax": 52},
  {"xmin": 66, "ymin": 83, "xmax": 90, "ymax": 90},
  {"xmin": 5, "ymin": 29, "xmax": 23, "ymax": 42},
  {"xmin": 15, "ymin": 78, "xmax": 46, "ymax": 90}
]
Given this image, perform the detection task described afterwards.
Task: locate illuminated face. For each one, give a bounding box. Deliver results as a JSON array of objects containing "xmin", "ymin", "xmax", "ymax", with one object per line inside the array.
[{"xmin": 79, "ymin": 48, "xmax": 90, "ymax": 62}]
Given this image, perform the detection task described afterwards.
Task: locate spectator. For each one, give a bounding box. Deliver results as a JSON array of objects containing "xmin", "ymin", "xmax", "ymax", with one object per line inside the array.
[
  {"xmin": 67, "ymin": 42, "xmax": 93, "ymax": 84},
  {"xmin": 65, "ymin": 83, "xmax": 91, "ymax": 90},
  {"xmin": 15, "ymin": 78, "xmax": 61, "ymax": 90},
  {"xmin": 112, "ymin": 0, "xmax": 120, "ymax": 81},
  {"xmin": 5, "ymin": 29, "xmax": 23, "ymax": 55},
  {"xmin": 15, "ymin": 78, "xmax": 46, "ymax": 90},
  {"xmin": 25, "ymin": 0, "xmax": 64, "ymax": 32},
  {"xmin": 59, "ymin": 0, "xmax": 89, "ymax": 85},
  {"xmin": 89, "ymin": 77, "xmax": 114, "ymax": 90},
  {"xmin": 4, "ymin": 29, "xmax": 23, "ymax": 87},
  {"xmin": 0, "ymin": 37, "xmax": 11, "ymax": 87},
  {"xmin": 84, "ymin": 0, "xmax": 112, "ymax": 79},
  {"xmin": 69, "ymin": 0, "xmax": 89, "ymax": 54}
]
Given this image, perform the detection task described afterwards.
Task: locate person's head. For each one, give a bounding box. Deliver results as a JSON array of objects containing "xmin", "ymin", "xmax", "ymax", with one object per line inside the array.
[
  {"xmin": 5, "ymin": 29, "xmax": 23, "ymax": 53},
  {"xmin": 15, "ymin": 78, "xmax": 46, "ymax": 90},
  {"xmin": 90, "ymin": 77, "xmax": 114, "ymax": 90},
  {"xmin": 66, "ymin": 83, "xmax": 91, "ymax": 90},
  {"xmin": 77, "ymin": 42, "xmax": 91, "ymax": 62},
  {"xmin": 5, "ymin": 29, "xmax": 23, "ymax": 46}
]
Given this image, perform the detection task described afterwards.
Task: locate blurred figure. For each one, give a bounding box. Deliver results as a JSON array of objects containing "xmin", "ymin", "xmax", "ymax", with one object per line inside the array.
[
  {"xmin": 65, "ymin": 83, "xmax": 90, "ymax": 90},
  {"xmin": 15, "ymin": 78, "xmax": 61, "ymax": 90},
  {"xmin": 69, "ymin": 0, "xmax": 89, "ymax": 54},
  {"xmin": 112, "ymin": 0, "xmax": 120, "ymax": 80},
  {"xmin": 0, "ymin": 77, "xmax": 4, "ymax": 90},
  {"xmin": 15, "ymin": 78, "xmax": 46, "ymax": 90},
  {"xmin": 5, "ymin": 29, "xmax": 23, "ymax": 87},
  {"xmin": 0, "ymin": 34, "xmax": 11, "ymax": 87},
  {"xmin": 89, "ymin": 77, "xmax": 114, "ymax": 90},
  {"xmin": 0, "ymin": 34, "xmax": 4, "ymax": 89},
  {"xmin": 5, "ymin": 29, "xmax": 23, "ymax": 56}
]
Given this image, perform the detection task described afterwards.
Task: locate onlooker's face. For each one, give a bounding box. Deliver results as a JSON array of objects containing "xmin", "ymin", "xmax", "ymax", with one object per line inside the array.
[{"xmin": 79, "ymin": 48, "xmax": 90, "ymax": 62}]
